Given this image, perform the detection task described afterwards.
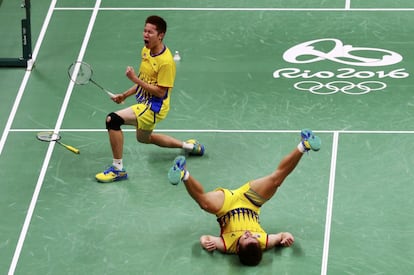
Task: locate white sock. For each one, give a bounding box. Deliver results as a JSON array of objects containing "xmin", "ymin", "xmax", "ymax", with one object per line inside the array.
[
  {"xmin": 297, "ymin": 142, "xmax": 306, "ymax": 153},
  {"xmin": 182, "ymin": 142, "xmax": 194, "ymax": 151},
  {"xmin": 183, "ymin": 171, "xmax": 190, "ymax": 181},
  {"xmin": 113, "ymin": 159, "xmax": 123, "ymax": 170}
]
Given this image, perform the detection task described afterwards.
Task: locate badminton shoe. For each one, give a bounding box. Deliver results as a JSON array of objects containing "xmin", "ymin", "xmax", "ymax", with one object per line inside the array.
[
  {"xmin": 301, "ymin": 129, "xmax": 321, "ymax": 152},
  {"xmin": 168, "ymin": 155, "xmax": 187, "ymax": 185},
  {"xmin": 95, "ymin": 166, "xmax": 128, "ymax": 183},
  {"xmin": 186, "ymin": 139, "xmax": 205, "ymax": 156}
]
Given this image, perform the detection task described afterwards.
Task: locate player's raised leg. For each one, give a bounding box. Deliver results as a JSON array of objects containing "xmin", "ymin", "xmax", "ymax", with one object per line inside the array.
[
  {"xmin": 168, "ymin": 156, "xmax": 224, "ymax": 214},
  {"xmin": 249, "ymin": 129, "xmax": 321, "ymax": 201}
]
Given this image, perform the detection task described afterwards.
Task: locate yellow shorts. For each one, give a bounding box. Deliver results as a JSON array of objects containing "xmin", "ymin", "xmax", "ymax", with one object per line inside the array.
[
  {"xmin": 131, "ymin": 103, "xmax": 168, "ymax": 131},
  {"xmin": 215, "ymin": 182, "xmax": 264, "ymax": 217}
]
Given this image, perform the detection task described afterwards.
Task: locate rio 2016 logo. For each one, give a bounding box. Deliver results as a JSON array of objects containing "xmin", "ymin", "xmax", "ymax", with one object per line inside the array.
[{"xmin": 273, "ymin": 38, "xmax": 409, "ymax": 95}]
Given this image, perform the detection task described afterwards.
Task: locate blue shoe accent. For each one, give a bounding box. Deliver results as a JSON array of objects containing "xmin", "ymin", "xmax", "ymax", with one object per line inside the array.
[
  {"xmin": 301, "ymin": 129, "xmax": 321, "ymax": 151},
  {"xmin": 95, "ymin": 166, "xmax": 128, "ymax": 183},
  {"xmin": 168, "ymin": 156, "xmax": 186, "ymax": 185},
  {"xmin": 186, "ymin": 139, "xmax": 205, "ymax": 156}
]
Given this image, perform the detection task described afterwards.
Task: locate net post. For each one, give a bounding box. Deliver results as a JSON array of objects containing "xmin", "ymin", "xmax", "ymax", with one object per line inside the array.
[
  {"xmin": 22, "ymin": 0, "xmax": 32, "ymax": 60},
  {"xmin": 0, "ymin": 0, "xmax": 33, "ymax": 68}
]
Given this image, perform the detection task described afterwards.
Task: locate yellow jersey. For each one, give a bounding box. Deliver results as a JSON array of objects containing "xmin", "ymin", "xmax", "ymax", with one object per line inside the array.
[
  {"xmin": 135, "ymin": 46, "xmax": 176, "ymax": 113},
  {"xmin": 215, "ymin": 183, "xmax": 268, "ymax": 254}
]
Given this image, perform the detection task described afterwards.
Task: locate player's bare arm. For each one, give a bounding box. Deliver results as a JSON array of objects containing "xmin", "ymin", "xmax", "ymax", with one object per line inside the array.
[
  {"xmin": 111, "ymin": 85, "xmax": 136, "ymax": 104},
  {"xmin": 200, "ymin": 235, "xmax": 225, "ymax": 252},
  {"xmin": 267, "ymin": 232, "xmax": 294, "ymax": 249},
  {"xmin": 125, "ymin": 66, "xmax": 168, "ymax": 97}
]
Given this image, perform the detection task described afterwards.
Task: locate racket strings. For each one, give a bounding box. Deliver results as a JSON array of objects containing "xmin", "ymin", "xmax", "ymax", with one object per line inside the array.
[
  {"xmin": 68, "ymin": 62, "xmax": 93, "ymax": 85},
  {"xmin": 37, "ymin": 132, "xmax": 60, "ymax": 142}
]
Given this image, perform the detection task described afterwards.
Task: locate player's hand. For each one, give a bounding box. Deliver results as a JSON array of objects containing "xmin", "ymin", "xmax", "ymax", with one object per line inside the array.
[
  {"xmin": 125, "ymin": 66, "xmax": 136, "ymax": 80},
  {"xmin": 280, "ymin": 232, "xmax": 294, "ymax": 247},
  {"xmin": 111, "ymin": 93, "xmax": 125, "ymax": 104},
  {"xmin": 200, "ymin": 235, "xmax": 217, "ymax": 252}
]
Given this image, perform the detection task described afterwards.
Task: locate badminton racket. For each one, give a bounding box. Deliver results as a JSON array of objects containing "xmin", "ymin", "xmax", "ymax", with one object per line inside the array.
[
  {"xmin": 68, "ymin": 61, "xmax": 124, "ymax": 103},
  {"xmin": 36, "ymin": 131, "xmax": 80, "ymax": 154}
]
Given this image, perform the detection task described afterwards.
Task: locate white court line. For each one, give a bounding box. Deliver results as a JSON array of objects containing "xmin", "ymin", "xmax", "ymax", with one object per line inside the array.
[
  {"xmin": 5, "ymin": 0, "xmax": 58, "ymax": 273},
  {"xmin": 9, "ymin": 128, "xmax": 414, "ymax": 134},
  {"xmin": 5, "ymin": 2, "xmax": 413, "ymax": 274},
  {"xmin": 7, "ymin": 1, "xmax": 102, "ymax": 274},
  {"xmin": 320, "ymin": 131, "xmax": 339, "ymax": 275},
  {"xmin": 0, "ymin": 0, "xmax": 57, "ymax": 156},
  {"xmin": 53, "ymin": 7, "xmax": 414, "ymax": 11},
  {"xmin": 345, "ymin": 0, "xmax": 351, "ymax": 10}
]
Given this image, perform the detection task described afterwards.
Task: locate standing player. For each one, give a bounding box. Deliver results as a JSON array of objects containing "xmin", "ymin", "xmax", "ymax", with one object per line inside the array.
[
  {"xmin": 96, "ymin": 15, "xmax": 204, "ymax": 183},
  {"xmin": 168, "ymin": 129, "xmax": 321, "ymax": 266}
]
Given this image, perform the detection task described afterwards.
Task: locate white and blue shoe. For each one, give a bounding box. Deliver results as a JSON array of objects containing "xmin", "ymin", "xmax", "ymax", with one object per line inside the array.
[
  {"xmin": 168, "ymin": 156, "xmax": 187, "ymax": 185},
  {"xmin": 301, "ymin": 129, "xmax": 321, "ymax": 152}
]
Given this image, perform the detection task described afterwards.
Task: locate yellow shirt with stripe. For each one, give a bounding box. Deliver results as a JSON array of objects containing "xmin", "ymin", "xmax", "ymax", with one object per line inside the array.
[
  {"xmin": 135, "ymin": 46, "xmax": 176, "ymax": 114},
  {"xmin": 215, "ymin": 183, "xmax": 268, "ymax": 254}
]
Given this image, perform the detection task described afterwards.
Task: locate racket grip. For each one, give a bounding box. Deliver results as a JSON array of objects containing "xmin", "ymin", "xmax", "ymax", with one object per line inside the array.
[
  {"xmin": 65, "ymin": 145, "xmax": 80, "ymax": 154},
  {"xmin": 107, "ymin": 91, "xmax": 125, "ymax": 104}
]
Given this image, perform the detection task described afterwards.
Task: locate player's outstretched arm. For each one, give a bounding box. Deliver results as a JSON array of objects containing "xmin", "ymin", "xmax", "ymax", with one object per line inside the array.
[
  {"xmin": 267, "ymin": 232, "xmax": 294, "ymax": 249},
  {"xmin": 200, "ymin": 235, "xmax": 225, "ymax": 252}
]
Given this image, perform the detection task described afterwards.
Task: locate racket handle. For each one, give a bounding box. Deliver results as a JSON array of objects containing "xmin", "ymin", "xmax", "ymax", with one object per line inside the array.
[
  {"xmin": 59, "ymin": 142, "xmax": 80, "ymax": 154},
  {"xmin": 106, "ymin": 91, "xmax": 125, "ymax": 104},
  {"xmin": 66, "ymin": 145, "xmax": 80, "ymax": 154},
  {"xmin": 106, "ymin": 91, "xmax": 116, "ymax": 97}
]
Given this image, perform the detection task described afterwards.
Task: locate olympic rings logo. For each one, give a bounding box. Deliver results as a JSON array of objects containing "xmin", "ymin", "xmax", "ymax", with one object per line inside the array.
[
  {"xmin": 273, "ymin": 38, "xmax": 409, "ymax": 95},
  {"xmin": 293, "ymin": 81, "xmax": 387, "ymax": 95},
  {"xmin": 283, "ymin": 38, "xmax": 402, "ymax": 67}
]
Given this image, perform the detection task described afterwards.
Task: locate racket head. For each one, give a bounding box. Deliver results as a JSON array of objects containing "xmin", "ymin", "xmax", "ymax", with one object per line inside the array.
[
  {"xmin": 68, "ymin": 61, "xmax": 93, "ymax": 85},
  {"xmin": 36, "ymin": 131, "xmax": 61, "ymax": 142}
]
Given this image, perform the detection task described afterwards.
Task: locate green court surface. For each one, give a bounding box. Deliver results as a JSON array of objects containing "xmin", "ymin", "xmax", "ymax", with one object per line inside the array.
[{"xmin": 1, "ymin": 0, "xmax": 414, "ymax": 274}]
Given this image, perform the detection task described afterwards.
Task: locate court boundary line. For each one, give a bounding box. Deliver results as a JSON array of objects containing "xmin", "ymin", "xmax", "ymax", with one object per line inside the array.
[
  {"xmin": 7, "ymin": 1, "xmax": 102, "ymax": 274},
  {"xmin": 321, "ymin": 131, "xmax": 339, "ymax": 275},
  {"xmin": 53, "ymin": 7, "xmax": 414, "ymax": 12},
  {"xmin": 9, "ymin": 129, "xmax": 414, "ymax": 134},
  {"xmin": 0, "ymin": 0, "xmax": 56, "ymax": 157},
  {"xmin": 345, "ymin": 0, "xmax": 351, "ymax": 10},
  {"xmin": 3, "ymin": 1, "xmax": 413, "ymax": 274},
  {"xmin": 6, "ymin": 0, "xmax": 58, "ymax": 273}
]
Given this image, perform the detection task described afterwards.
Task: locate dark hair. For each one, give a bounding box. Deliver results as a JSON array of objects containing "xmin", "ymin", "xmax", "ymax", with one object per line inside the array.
[
  {"xmin": 145, "ymin": 15, "xmax": 167, "ymax": 34},
  {"xmin": 237, "ymin": 242, "xmax": 263, "ymax": 266}
]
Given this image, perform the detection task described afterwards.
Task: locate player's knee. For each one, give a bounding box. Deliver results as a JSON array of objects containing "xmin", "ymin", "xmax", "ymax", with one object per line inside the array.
[{"xmin": 106, "ymin": 112, "xmax": 124, "ymax": 130}]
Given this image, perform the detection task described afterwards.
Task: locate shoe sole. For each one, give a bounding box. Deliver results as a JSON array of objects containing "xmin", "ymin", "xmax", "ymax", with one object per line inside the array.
[
  {"xmin": 308, "ymin": 135, "xmax": 321, "ymax": 151},
  {"xmin": 168, "ymin": 156, "xmax": 186, "ymax": 185},
  {"xmin": 96, "ymin": 174, "xmax": 128, "ymax": 183},
  {"xmin": 168, "ymin": 166, "xmax": 182, "ymax": 185},
  {"xmin": 301, "ymin": 129, "xmax": 321, "ymax": 151}
]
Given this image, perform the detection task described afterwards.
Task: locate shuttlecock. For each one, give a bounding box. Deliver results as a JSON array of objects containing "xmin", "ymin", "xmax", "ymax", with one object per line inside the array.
[{"xmin": 173, "ymin": 51, "xmax": 181, "ymax": 61}]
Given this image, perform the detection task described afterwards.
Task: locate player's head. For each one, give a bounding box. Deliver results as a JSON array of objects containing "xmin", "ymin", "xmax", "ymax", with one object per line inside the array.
[
  {"xmin": 143, "ymin": 15, "xmax": 167, "ymax": 48},
  {"xmin": 145, "ymin": 15, "xmax": 167, "ymax": 35},
  {"xmin": 237, "ymin": 231, "xmax": 263, "ymax": 266}
]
